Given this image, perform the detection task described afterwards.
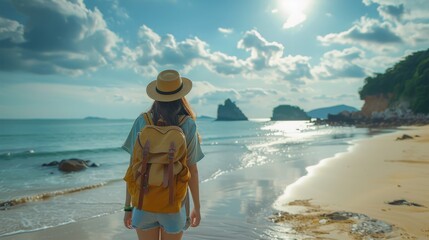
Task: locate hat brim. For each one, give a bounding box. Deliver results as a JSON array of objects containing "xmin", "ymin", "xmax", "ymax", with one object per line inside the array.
[{"xmin": 146, "ymin": 77, "xmax": 192, "ymax": 102}]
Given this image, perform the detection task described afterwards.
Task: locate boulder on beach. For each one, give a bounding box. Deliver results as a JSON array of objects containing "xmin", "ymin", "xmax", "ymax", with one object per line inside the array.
[
  {"xmin": 387, "ymin": 199, "xmax": 425, "ymax": 207},
  {"xmin": 396, "ymin": 134, "xmax": 414, "ymax": 141}
]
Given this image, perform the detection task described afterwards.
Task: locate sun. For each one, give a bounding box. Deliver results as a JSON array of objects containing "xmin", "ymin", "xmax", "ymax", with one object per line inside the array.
[
  {"xmin": 279, "ymin": 0, "xmax": 310, "ymax": 15},
  {"xmin": 277, "ymin": 0, "xmax": 311, "ymax": 29}
]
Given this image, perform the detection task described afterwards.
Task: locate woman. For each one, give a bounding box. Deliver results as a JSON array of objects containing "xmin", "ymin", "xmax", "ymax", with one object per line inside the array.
[{"xmin": 122, "ymin": 70, "xmax": 204, "ymax": 240}]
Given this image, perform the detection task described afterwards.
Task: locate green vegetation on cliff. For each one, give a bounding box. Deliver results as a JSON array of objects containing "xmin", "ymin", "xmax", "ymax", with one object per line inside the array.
[{"xmin": 359, "ymin": 48, "xmax": 429, "ymax": 114}]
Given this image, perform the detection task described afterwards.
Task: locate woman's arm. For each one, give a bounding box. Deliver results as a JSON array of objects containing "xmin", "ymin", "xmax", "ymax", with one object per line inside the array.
[
  {"xmin": 125, "ymin": 185, "xmax": 131, "ymax": 207},
  {"xmin": 188, "ymin": 163, "xmax": 201, "ymax": 227},
  {"xmin": 125, "ymin": 157, "xmax": 133, "ymax": 207},
  {"xmin": 123, "ymin": 158, "xmax": 133, "ymax": 229}
]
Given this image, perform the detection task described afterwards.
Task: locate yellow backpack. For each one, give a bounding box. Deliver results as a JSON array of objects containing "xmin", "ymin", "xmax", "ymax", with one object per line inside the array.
[{"xmin": 124, "ymin": 112, "xmax": 190, "ymax": 213}]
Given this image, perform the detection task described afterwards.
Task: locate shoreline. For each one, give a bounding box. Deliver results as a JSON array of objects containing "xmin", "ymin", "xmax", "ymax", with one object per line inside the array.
[
  {"xmin": 1, "ymin": 125, "xmax": 418, "ymax": 239},
  {"xmin": 0, "ymin": 211, "xmax": 136, "ymax": 240},
  {"xmin": 273, "ymin": 125, "xmax": 429, "ymax": 239}
]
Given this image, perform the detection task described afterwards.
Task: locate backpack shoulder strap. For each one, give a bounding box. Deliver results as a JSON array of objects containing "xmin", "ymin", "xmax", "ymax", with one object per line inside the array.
[
  {"xmin": 143, "ymin": 112, "xmax": 154, "ymax": 126},
  {"xmin": 178, "ymin": 115, "xmax": 191, "ymax": 126},
  {"xmin": 143, "ymin": 113, "xmax": 189, "ymax": 126}
]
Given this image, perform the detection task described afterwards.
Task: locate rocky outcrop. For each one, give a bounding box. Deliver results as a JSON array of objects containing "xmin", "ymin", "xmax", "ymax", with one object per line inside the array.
[
  {"xmin": 271, "ymin": 105, "xmax": 310, "ymax": 121},
  {"xmin": 58, "ymin": 159, "xmax": 88, "ymax": 172},
  {"xmin": 314, "ymin": 109, "xmax": 429, "ymax": 127},
  {"xmin": 42, "ymin": 161, "xmax": 59, "ymax": 167},
  {"xmin": 308, "ymin": 105, "xmax": 358, "ymax": 119},
  {"xmin": 216, "ymin": 99, "xmax": 248, "ymax": 121},
  {"xmin": 359, "ymin": 48, "xmax": 429, "ymax": 115},
  {"xmin": 360, "ymin": 95, "xmax": 390, "ymax": 117},
  {"xmin": 42, "ymin": 159, "xmax": 99, "ymax": 172}
]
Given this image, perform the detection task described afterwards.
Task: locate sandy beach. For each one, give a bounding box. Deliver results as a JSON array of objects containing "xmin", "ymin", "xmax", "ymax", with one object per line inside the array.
[{"xmin": 274, "ymin": 125, "xmax": 429, "ymax": 239}]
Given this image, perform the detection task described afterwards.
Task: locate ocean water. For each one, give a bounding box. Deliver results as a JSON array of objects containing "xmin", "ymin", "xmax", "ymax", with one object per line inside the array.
[{"xmin": 0, "ymin": 118, "xmax": 386, "ymax": 239}]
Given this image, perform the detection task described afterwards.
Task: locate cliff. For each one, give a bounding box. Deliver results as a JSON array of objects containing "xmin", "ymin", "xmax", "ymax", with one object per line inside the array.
[
  {"xmin": 216, "ymin": 99, "xmax": 248, "ymax": 121},
  {"xmin": 359, "ymin": 48, "xmax": 429, "ymax": 115},
  {"xmin": 271, "ymin": 105, "xmax": 310, "ymax": 121},
  {"xmin": 319, "ymin": 49, "xmax": 429, "ymax": 127},
  {"xmin": 360, "ymin": 95, "xmax": 390, "ymax": 117}
]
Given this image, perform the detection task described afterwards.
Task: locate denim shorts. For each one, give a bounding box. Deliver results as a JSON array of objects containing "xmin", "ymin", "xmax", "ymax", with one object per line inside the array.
[{"xmin": 132, "ymin": 206, "xmax": 187, "ymax": 234}]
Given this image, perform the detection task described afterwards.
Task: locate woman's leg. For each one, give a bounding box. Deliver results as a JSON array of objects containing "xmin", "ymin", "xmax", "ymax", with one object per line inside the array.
[
  {"xmin": 160, "ymin": 229, "xmax": 183, "ymax": 240},
  {"xmin": 136, "ymin": 227, "xmax": 160, "ymax": 240}
]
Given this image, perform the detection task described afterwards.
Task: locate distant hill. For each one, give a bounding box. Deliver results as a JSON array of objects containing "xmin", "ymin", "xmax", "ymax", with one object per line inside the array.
[
  {"xmin": 307, "ymin": 105, "xmax": 358, "ymax": 119},
  {"xmin": 271, "ymin": 105, "xmax": 309, "ymax": 121},
  {"xmin": 84, "ymin": 116, "xmax": 107, "ymax": 120},
  {"xmin": 359, "ymin": 48, "xmax": 429, "ymax": 114}
]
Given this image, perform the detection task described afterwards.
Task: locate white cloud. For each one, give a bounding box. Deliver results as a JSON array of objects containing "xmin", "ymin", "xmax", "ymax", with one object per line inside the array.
[
  {"xmin": 237, "ymin": 30, "xmax": 284, "ymax": 70},
  {"xmin": 278, "ymin": 0, "xmax": 310, "ymax": 29},
  {"xmin": 377, "ymin": 4, "xmax": 404, "ymax": 21},
  {"xmin": 0, "ymin": 0, "xmax": 121, "ymax": 75},
  {"xmin": 318, "ymin": 1, "xmax": 429, "ymax": 55},
  {"xmin": 363, "ymin": 0, "xmax": 429, "ymax": 20},
  {"xmin": 0, "ymin": 17, "xmax": 25, "ymax": 43},
  {"xmin": 188, "ymin": 81, "xmax": 284, "ymax": 118},
  {"xmin": 206, "ymin": 52, "xmax": 245, "ymax": 75},
  {"xmin": 318, "ymin": 17, "xmax": 402, "ymax": 52},
  {"xmin": 191, "ymin": 83, "xmax": 278, "ymax": 101},
  {"xmin": 312, "ymin": 47, "xmax": 368, "ymax": 80},
  {"xmin": 131, "ymin": 25, "xmax": 210, "ymax": 75},
  {"xmin": 0, "ymin": 82, "xmax": 150, "ymax": 118},
  {"xmin": 111, "ymin": 0, "xmax": 129, "ymax": 19},
  {"xmin": 218, "ymin": 27, "xmax": 233, "ymax": 35},
  {"xmin": 126, "ymin": 26, "xmax": 312, "ymax": 85},
  {"xmin": 313, "ymin": 94, "xmax": 358, "ymax": 102},
  {"xmin": 237, "ymin": 30, "xmax": 312, "ymax": 83},
  {"xmin": 395, "ymin": 21, "xmax": 429, "ymax": 46},
  {"xmin": 283, "ymin": 12, "xmax": 307, "ymax": 29}
]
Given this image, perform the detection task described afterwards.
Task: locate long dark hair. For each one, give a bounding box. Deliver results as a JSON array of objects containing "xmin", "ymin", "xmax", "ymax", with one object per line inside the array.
[{"xmin": 150, "ymin": 97, "xmax": 196, "ymax": 126}]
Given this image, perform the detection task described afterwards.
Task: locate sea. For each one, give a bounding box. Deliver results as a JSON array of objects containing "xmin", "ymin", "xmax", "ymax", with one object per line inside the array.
[{"xmin": 0, "ymin": 118, "xmax": 390, "ymax": 239}]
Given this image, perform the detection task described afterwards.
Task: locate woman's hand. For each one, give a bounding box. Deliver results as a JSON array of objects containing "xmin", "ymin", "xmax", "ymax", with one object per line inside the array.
[
  {"xmin": 123, "ymin": 211, "xmax": 133, "ymax": 229},
  {"xmin": 190, "ymin": 208, "xmax": 201, "ymax": 227}
]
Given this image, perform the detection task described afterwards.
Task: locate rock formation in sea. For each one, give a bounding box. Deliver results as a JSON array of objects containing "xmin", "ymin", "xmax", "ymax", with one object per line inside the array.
[
  {"xmin": 42, "ymin": 159, "xmax": 99, "ymax": 172},
  {"xmin": 271, "ymin": 105, "xmax": 310, "ymax": 121},
  {"xmin": 216, "ymin": 99, "xmax": 248, "ymax": 121}
]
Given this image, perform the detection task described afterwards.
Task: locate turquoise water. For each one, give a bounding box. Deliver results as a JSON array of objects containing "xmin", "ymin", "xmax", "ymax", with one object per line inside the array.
[{"xmin": 0, "ymin": 118, "xmax": 383, "ymax": 238}]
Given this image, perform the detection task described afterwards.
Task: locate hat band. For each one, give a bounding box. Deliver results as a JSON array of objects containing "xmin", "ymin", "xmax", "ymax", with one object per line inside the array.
[{"xmin": 156, "ymin": 83, "xmax": 183, "ymax": 95}]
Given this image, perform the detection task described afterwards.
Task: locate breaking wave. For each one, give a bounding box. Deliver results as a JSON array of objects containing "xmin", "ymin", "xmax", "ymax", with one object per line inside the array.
[
  {"xmin": 0, "ymin": 147, "xmax": 123, "ymax": 160},
  {"xmin": 0, "ymin": 179, "xmax": 121, "ymax": 210}
]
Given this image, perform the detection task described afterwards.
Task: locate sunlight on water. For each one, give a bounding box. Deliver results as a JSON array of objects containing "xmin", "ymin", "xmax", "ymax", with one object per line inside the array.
[
  {"xmin": 0, "ymin": 119, "xmax": 374, "ymax": 238},
  {"xmin": 261, "ymin": 121, "xmax": 325, "ymax": 141},
  {"xmin": 262, "ymin": 120, "xmax": 312, "ymax": 133},
  {"xmin": 239, "ymin": 151, "xmax": 269, "ymax": 169}
]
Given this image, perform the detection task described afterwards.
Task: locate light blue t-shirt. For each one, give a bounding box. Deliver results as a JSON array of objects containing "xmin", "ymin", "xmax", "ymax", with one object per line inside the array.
[{"xmin": 122, "ymin": 114, "xmax": 204, "ymax": 165}]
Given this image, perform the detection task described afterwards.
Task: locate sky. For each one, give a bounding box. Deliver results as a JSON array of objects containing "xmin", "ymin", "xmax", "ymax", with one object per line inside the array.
[{"xmin": 0, "ymin": 0, "xmax": 428, "ymax": 119}]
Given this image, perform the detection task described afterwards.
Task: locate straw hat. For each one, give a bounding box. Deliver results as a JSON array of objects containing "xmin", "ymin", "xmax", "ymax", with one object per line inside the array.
[{"xmin": 146, "ymin": 70, "xmax": 192, "ymax": 102}]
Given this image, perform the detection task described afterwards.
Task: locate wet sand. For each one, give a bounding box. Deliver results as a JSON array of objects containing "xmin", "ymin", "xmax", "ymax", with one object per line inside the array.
[
  {"xmin": 274, "ymin": 125, "xmax": 429, "ymax": 239},
  {"xmin": 1, "ymin": 160, "xmax": 303, "ymax": 240}
]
